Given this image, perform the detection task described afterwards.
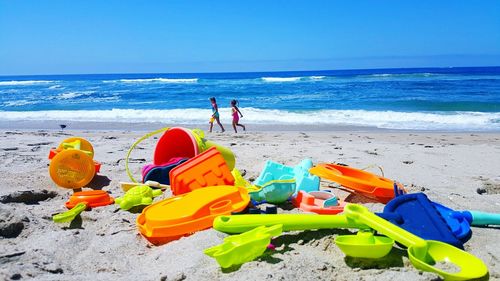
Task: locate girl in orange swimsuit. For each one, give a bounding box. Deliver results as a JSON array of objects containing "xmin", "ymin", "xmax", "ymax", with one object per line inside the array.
[{"xmin": 230, "ymin": 99, "xmax": 246, "ymax": 133}]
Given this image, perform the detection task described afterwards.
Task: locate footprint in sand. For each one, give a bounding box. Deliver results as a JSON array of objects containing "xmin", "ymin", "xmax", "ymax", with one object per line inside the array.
[{"xmin": 0, "ymin": 190, "xmax": 58, "ymax": 205}]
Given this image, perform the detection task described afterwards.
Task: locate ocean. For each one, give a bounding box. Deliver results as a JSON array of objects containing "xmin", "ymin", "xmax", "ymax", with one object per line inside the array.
[{"xmin": 1, "ymin": 67, "xmax": 499, "ymax": 131}]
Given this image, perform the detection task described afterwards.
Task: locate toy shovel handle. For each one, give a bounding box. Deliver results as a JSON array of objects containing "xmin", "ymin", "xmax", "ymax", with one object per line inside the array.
[
  {"xmin": 468, "ymin": 210, "xmax": 500, "ymax": 226},
  {"xmin": 343, "ymin": 204, "xmax": 428, "ymax": 251},
  {"xmin": 213, "ymin": 214, "xmax": 367, "ymax": 234}
]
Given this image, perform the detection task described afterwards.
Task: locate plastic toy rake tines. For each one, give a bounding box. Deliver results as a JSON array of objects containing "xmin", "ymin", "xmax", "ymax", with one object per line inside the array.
[{"xmin": 344, "ymin": 204, "xmax": 488, "ymax": 281}]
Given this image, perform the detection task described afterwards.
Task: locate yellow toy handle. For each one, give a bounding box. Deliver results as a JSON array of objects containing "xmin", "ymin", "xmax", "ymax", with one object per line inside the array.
[{"xmin": 125, "ymin": 127, "xmax": 170, "ymax": 183}]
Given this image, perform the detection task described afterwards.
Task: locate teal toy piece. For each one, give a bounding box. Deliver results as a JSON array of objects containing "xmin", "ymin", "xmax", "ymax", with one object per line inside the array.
[
  {"xmin": 249, "ymin": 179, "xmax": 296, "ymax": 204},
  {"xmin": 254, "ymin": 159, "xmax": 319, "ymax": 195},
  {"xmin": 469, "ymin": 210, "xmax": 500, "ymax": 226},
  {"xmin": 205, "ymin": 225, "xmax": 283, "ymax": 268},
  {"xmin": 115, "ymin": 185, "xmax": 163, "ymax": 210}
]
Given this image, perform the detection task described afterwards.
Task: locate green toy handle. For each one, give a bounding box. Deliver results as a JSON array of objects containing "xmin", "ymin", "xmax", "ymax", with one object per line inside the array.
[
  {"xmin": 343, "ymin": 204, "xmax": 428, "ymax": 259},
  {"xmin": 52, "ymin": 202, "xmax": 87, "ymax": 223},
  {"xmin": 213, "ymin": 213, "xmax": 367, "ymax": 234},
  {"xmin": 469, "ymin": 210, "xmax": 500, "ymax": 226},
  {"xmin": 125, "ymin": 127, "xmax": 170, "ymax": 183}
]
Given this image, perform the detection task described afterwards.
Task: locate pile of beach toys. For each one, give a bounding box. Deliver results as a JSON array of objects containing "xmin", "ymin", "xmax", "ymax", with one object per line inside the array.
[{"xmin": 47, "ymin": 127, "xmax": 500, "ymax": 280}]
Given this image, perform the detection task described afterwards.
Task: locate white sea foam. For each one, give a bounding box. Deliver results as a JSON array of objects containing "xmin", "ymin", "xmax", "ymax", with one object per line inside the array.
[
  {"xmin": 3, "ymin": 100, "xmax": 38, "ymax": 107},
  {"xmin": 262, "ymin": 76, "xmax": 327, "ymax": 82},
  {"xmin": 57, "ymin": 91, "xmax": 95, "ymax": 100},
  {"xmin": 48, "ymin": 85, "xmax": 63, "ymax": 89},
  {"xmin": 0, "ymin": 80, "xmax": 54, "ymax": 86},
  {"xmin": 104, "ymin": 78, "xmax": 198, "ymax": 84},
  {"xmin": 262, "ymin": 77, "xmax": 302, "ymax": 82},
  {"xmin": 364, "ymin": 73, "xmax": 437, "ymax": 78},
  {"xmin": 1, "ymin": 108, "xmax": 499, "ymax": 131},
  {"xmin": 309, "ymin": 76, "xmax": 326, "ymax": 80}
]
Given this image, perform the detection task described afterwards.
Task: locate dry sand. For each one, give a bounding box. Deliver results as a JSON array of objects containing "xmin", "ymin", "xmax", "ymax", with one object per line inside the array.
[{"xmin": 1, "ymin": 128, "xmax": 499, "ymax": 280}]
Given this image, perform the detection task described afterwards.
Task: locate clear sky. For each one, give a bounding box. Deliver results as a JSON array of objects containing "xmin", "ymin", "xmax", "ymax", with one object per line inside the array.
[{"xmin": 1, "ymin": 0, "xmax": 499, "ymax": 75}]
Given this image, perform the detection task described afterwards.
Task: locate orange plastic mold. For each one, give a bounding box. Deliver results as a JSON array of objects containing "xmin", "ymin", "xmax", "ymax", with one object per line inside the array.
[
  {"xmin": 137, "ymin": 185, "xmax": 249, "ymax": 245},
  {"xmin": 292, "ymin": 190, "xmax": 346, "ymax": 214},
  {"xmin": 169, "ymin": 147, "xmax": 235, "ymax": 195},
  {"xmin": 65, "ymin": 190, "xmax": 115, "ymax": 209},
  {"xmin": 309, "ymin": 163, "xmax": 395, "ymax": 203}
]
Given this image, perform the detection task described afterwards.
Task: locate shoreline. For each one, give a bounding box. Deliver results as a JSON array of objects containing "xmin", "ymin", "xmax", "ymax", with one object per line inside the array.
[{"xmin": 2, "ymin": 120, "xmax": 500, "ymax": 133}]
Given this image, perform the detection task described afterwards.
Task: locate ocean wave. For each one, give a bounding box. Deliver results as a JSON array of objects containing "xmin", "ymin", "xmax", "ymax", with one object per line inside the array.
[
  {"xmin": 360, "ymin": 73, "xmax": 437, "ymax": 78},
  {"xmin": 261, "ymin": 76, "xmax": 326, "ymax": 82},
  {"xmin": 104, "ymin": 78, "xmax": 199, "ymax": 84},
  {"xmin": 0, "ymin": 80, "xmax": 54, "ymax": 86},
  {"xmin": 1, "ymin": 108, "xmax": 499, "ymax": 131},
  {"xmin": 309, "ymin": 76, "xmax": 326, "ymax": 80},
  {"xmin": 48, "ymin": 85, "xmax": 63, "ymax": 89},
  {"xmin": 2, "ymin": 100, "xmax": 39, "ymax": 107},
  {"xmin": 57, "ymin": 91, "xmax": 95, "ymax": 100},
  {"xmin": 261, "ymin": 77, "xmax": 302, "ymax": 82}
]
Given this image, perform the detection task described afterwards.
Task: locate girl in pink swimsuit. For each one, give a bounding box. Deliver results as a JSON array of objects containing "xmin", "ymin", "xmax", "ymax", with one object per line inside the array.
[{"xmin": 230, "ymin": 99, "xmax": 246, "ymax": 133}]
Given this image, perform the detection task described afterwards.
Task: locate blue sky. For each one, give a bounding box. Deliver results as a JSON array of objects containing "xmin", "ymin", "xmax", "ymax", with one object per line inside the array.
[{"xmin": 1, "ymin": 0, "xmax": 499, "ymax": 75}]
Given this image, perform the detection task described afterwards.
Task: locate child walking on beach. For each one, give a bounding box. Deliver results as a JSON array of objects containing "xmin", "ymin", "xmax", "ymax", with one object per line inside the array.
[
  {"xmin": 209, "ymin": 97, "xmax": 225, "ymax": 133},
  {"xmin": 230, "ymin": 99, "xmax": 246, "ymax": 133}
]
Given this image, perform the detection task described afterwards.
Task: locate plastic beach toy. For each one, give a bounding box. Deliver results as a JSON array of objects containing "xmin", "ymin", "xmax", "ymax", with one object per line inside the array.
[
  {"xmin": 125, "ymin": 127, "xmax": 235, "ymax": 183},
  {"xmin": 249, "ymin": 179, "xmax": 296, "ymax": 204},
  {"xmin": 292, "ymin": 190, "xmax": 346, "ymax": 214},
  {"xmin": 334, "ymin": 229, "xmax": 394, "ymax": 259},
  {"xmin": 137, "ymin": 185, "xmax": 249, "ymax": 244},
  {"xmin": 120, "ymin": 180, "xmax": 169, "ymax": 192},
  {"xmin": 213, "ymin": 204, "xmax": 489, "ymax": 280},
  {"xmin": 377, "ymin": 192, "xmax": 465, "ymax": 248},
  {"xmin": 115, "ymin": 185, "xmax": 163, "ymax": 211},
  {"xmin": 254, "ymin": 159, "xmax": 319, "ymax": 195},
  {"xmin": 169, "ymin": 147, "xmax": 235, "ymax": 195},
  {"xmin": 378, "ymin": 191, "xmax": 500, "ymax": 248},
  {"xmin": 232, "ymin": 169, "xmax": 251, "ymax": 188},
  {"xmin": 48, "ymin": 137, "xmax": 101, "ymax": 189},
  {"xmin": 434, "ymin": 202, "xmax": 500, "ymax": 239},
  {"xmin": 52, "ymin": 202, "xmax": 87, "ymax": 223},
  {"xmin": 141, "ymin": 157, "xmax": 188, "ymax": 185},
  {"xmin": 65, "ymin": 190, "xmax": 114, "ymax": 209},
  {"xmin": 309, "ymin": 163, "xmax": 396, "ymax": 203},
  {"xmin": 204, "ymin": 225, "xmax": 283, "ymax": 268},
  {"xmin": 344, "ymin": 204, "xmax": 488, "ymax": 281},
  {"xmin": 154, "ymin": 127, "xmax": 236, "ymax": 170}
]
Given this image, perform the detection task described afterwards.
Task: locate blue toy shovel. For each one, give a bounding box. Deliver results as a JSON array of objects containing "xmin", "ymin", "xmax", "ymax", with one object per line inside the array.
[
  {"xmin": 376, "ymin": 183, "xmax": 500, "ymax": 248},
  {"xmin": 432, "ymin": 202, "xmax": 500, "ymax": 241}
]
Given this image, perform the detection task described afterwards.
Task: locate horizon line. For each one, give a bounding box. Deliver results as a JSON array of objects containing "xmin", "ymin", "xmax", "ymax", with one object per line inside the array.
[{"xmin": 1, "ymin": 65, "xmax": 500, "ymax": 78}]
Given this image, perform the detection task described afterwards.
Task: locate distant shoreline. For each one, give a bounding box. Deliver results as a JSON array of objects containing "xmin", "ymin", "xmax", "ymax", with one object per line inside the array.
[{"xmin": 2, "ymin": 120, "xmax": 500, "ymax": 133}]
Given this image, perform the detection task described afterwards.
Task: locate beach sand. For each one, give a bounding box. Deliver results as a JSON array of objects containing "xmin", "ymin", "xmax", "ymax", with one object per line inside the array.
[{"xmin": 1, "ymin": 127, "xmax": 499, "ymax": 280}]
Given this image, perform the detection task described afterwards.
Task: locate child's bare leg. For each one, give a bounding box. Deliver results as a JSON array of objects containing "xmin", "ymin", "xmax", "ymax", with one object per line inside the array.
[
  {"xmin": 237, "ymin": 123, "xmax": 246, "ymax": 131},
  {"xmin": 232, "ymin": 121, "xmax": 238, "ymax": 133},
  {"xmin": 216, "ymin": 117, "xmax": 225, "ymax": 132},
  {"xmin": 209, "ymin": 122, "xmax": 214, "ymax": 133}
]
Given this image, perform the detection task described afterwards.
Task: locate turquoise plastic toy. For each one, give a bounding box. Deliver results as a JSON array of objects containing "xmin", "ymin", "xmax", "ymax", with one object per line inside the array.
[
  {"xmin": 115, "ymin": 185, "xmax": 163, "ymax": 210},
  {"xmin": 248, "ymin": 179, "xmax": 296, "ymax": 204},
  {"xmin": 204, "ymin": 225, "xmax": 283, "ymax": 268},
  {"xmin": 254, "ymin": 159, "xmax": 319, "ymax": 195}
]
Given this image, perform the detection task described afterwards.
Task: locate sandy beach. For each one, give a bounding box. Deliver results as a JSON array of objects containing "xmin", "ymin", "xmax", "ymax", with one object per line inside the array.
[{"xmin": 1, "ymin": 126, "xmax": 499, "ymax": 281}]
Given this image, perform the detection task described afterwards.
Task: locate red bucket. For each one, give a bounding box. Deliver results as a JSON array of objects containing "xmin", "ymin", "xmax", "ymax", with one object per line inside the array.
[{"xmin": 153, "ymin": 127, "xmax": 200, "ymax": 165}]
